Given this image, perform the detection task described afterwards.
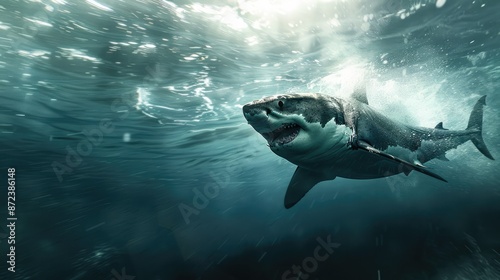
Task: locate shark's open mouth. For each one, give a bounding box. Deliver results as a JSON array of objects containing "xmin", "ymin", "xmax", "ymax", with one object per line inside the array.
[{"xmin": 262, "ymin": 123, "xmax": 301, "ymax": 146}]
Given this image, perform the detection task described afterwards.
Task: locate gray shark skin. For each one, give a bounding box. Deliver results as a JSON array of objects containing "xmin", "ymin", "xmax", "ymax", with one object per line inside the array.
[{"xmin": 242, "ymin": 91, "xmax": 494, "ymax": 209}]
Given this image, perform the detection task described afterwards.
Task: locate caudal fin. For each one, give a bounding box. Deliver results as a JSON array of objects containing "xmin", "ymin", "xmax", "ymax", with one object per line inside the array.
[{"xmin": 466, "ymin": 95, "xmax": 494, "ymax": 160}]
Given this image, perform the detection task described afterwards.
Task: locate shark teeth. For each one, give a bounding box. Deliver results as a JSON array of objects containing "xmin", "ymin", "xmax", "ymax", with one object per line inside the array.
[{"xmin": 262, "ymin": 123, "xmax": 301, "ymax": 146}]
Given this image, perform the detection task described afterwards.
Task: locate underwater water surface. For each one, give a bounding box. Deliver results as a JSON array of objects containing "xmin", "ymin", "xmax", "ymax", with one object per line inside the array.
[{"xmin": 1, "ymin": 0, "xmax": 500, "ymax": 279}]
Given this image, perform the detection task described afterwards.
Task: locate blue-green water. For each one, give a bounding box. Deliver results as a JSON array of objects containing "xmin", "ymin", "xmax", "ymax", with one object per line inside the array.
[{"xmin": 1, "ymin": 0, "xmax": 500, "ymax": 279}]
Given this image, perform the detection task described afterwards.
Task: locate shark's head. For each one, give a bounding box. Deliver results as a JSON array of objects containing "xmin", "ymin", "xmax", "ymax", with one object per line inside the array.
[{"xmin": 243, "ymin": 93, "xmax": 347, "ymax": 163}]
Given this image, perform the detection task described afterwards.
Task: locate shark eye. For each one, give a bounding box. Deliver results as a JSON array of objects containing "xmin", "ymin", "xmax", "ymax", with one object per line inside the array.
[{"xmin": 278, "ymin": 100, "xmax": 284, "ymax": 109}]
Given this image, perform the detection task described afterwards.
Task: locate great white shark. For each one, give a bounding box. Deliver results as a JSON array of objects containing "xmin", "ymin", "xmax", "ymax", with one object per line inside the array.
[{"xmin": 242, "ymin": 90, "xmax": 494, "ymax": 208}]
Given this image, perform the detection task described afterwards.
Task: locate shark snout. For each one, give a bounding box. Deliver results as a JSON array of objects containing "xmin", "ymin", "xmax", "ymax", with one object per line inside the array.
[
  {"xmin": 243, "ymin": 103, "xmax": 271, "ymax": 122},
  {"xmin": 243, "ymin": 103, "xmax": 273, "ymax": 132},
  {"xmin": 243, "ymin": 103, "xmax": 271, "ymax": 117}
]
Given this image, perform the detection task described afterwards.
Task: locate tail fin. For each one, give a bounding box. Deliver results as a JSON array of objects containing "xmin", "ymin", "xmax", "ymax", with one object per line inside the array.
[{"xmin": 466, "ymin": 95, "xmax": 494, "ymax": 160}]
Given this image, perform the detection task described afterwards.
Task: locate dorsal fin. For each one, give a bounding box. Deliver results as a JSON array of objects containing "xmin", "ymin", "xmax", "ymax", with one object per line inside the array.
[
  {"xmin": 437, "ymin": 154, "xmax": 449, "ymax": 161},
  {"xmin": 434, "ymin": 122, "xmax": 448, "ymax": 130},
  {"xmin": 352, "ymin": 84, "xmax": 368, "ymax": 105}
]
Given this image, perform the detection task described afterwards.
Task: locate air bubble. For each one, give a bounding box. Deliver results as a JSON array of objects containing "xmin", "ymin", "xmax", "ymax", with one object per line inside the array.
[
  {"xmin": 436, "ymin": 0, "xmax": 446, "ymax": 8},
  {"xmin": 123, "ymin": 133, "xmax": 131, "ymax": 142}
]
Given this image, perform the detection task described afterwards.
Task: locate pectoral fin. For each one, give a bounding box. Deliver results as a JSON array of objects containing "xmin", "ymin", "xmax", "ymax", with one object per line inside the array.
[
  {"xmin": 356, "ymin": 140, "xmax": 448, "ymax": 182},
  {"xmin": 284, "ymin": 167, "xmax": 327, "ymax": 209}
]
